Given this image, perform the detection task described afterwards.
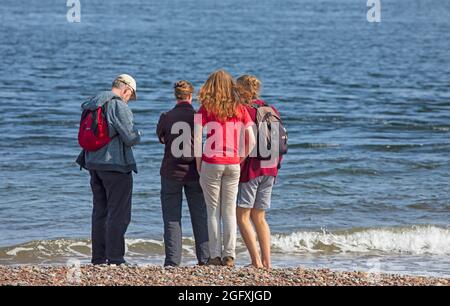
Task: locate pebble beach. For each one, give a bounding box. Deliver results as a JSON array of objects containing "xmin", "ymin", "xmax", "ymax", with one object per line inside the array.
[{"xmin": 0, "ymin": 265, "xmax": 448, "ymax": 286}]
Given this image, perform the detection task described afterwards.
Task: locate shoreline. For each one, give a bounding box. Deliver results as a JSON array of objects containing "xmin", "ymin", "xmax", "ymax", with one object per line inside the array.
[{"xmin": 0, "ymin": 265, "xmax": 448, "ymax": 286}]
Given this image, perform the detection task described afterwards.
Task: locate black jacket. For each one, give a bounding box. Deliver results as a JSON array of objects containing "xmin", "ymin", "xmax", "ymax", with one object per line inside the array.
[{"xmin": 156, "ymin": 102, "xmax": 199, "ymax": 182}]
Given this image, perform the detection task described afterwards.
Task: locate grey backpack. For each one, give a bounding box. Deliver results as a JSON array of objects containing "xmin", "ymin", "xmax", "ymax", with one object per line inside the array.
[{"xmin": 253, "ymin": 102, "xmax": 288, "ymax": 160}]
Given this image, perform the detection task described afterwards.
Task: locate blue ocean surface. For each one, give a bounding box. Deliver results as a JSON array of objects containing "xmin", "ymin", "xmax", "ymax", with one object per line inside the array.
[{"xmin": 0, "ymin": 0, "xmax": 449, "ymax": 277}]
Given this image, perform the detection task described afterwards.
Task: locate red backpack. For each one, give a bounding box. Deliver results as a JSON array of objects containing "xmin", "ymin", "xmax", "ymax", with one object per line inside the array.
[{"xmin": 78, "ymin": 105, "xmax": 111, "ymax": 151}]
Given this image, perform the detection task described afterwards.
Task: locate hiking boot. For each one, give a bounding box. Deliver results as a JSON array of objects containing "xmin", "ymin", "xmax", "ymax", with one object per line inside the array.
[
  {"xmin": 207, "ymin": 257, "xmax": 222, "ymax": 266},
  {"xmin": 222, "ymin": 256, "xmax": 235, "ymax": 267}
]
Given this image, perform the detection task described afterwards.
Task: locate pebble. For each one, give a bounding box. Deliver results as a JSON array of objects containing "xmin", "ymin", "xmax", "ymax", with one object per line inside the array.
[{"xmin": 0, "ymin": 265, "xmax": 448, "ymax": 286}]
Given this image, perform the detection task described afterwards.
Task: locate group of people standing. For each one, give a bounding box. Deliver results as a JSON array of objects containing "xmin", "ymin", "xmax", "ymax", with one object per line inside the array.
[{"xmin": 77, "ymin": 70, "xmax": 284, "ymax": 269}]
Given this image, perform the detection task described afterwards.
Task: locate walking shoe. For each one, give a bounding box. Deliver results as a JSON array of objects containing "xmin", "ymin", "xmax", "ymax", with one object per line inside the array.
[
  {"xmin": 108, "ymin": 261, "xmax": 137, "ymax": 267},
  {"xmin": 92, "ymin": 261, "xmax": 107, "ymax": 266},
  {"xmin": 222, "ymin": 256, "xmax": 235, "ymax": 267},
  {"xmin": 207, "ymin": 257, "xmax": 222, "ymax": 266}
]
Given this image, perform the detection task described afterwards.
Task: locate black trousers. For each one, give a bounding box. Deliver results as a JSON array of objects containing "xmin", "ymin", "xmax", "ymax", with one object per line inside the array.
[
  {"xmin": 89, "ymin": 170, "xmax": 132, "ymax": 265},
  {"xmin": 161, "ymin": 177, "xmax": 209, "ymax": 266}
]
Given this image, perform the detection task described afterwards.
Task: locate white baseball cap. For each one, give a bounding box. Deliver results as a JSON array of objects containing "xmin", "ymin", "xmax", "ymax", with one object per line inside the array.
[{"xmin": 115, "ymin": 74, "xmax": 137, "ymax": 100}]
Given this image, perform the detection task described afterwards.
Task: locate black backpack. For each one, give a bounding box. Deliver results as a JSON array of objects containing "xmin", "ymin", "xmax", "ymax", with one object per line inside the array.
[{"xmin": 252, "ymin": 102, "xmax": 288, "ymax": 160}]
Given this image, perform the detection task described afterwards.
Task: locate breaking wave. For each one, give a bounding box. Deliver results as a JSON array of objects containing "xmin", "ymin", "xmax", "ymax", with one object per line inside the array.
[
  {"xmin": 271, "ymin": 225, "xmax": 450, "ymax": 255},
  {"xmin": 0, "ymin": 225, "xmax": 448, "ymax": 265}
]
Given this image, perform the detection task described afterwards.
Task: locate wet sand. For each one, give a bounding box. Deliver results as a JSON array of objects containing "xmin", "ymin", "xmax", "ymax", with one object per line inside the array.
[{"xmin": 0, "ymin": 265, "xmax": 448, "ymax": 286}]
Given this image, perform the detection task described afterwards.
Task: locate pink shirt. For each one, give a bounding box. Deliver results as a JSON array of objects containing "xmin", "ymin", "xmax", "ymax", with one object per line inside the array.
[{"xmin": 196, "ymin": 105, "xmax": 252, "ymax": 165}]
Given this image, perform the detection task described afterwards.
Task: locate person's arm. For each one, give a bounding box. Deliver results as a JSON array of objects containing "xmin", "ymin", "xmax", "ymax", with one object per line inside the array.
[
  {"xmin": 240, "ymin": 106, "xmax": 256, "ymax": 162},
  {"xmin": 246, "ymin": 124, "xmax": 256, "ymax": 157},
  {"xmin": 156, "ymin": 112, "xmax": 166, "ymax": 144},
  {"xmin": 196, "ymin": 157, "xmax": 202, "ymax": 174},
  {"xmin": 108, "ymin": 99, "xmax": 141, "ymax": 147},
  {"xmin": 194, "ymin": 122, "xmax": 203, "ymax": 174},
  {"xmin": 240, "ymin": 124, "xmax": 256, "ymax": 162},
  {"xmin": 194, "ymin": 109, "xmax": 205, "ymax": 174}
]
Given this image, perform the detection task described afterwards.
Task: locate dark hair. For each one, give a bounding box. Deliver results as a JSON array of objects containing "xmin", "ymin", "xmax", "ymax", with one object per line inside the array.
[{"xmin": 174, "ymin": 80, "xmax": 194, "ymax": 101}]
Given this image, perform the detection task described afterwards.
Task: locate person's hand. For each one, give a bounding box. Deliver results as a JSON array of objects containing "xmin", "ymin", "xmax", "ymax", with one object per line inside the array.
[{"xmin": 195, "ymin": 157, "xmax": 203, "ymax": 175}]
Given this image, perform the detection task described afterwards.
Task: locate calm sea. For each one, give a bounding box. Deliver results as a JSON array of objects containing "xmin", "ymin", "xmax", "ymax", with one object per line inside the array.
[{"xmin": 0, "ymin": 0, "xmax": 449, "ymax": 277}]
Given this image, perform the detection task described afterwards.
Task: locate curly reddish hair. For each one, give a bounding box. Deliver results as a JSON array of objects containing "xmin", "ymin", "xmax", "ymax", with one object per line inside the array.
[{"xmin": 197, "ymin": 70, "xmax": 242, "ymax": 121}]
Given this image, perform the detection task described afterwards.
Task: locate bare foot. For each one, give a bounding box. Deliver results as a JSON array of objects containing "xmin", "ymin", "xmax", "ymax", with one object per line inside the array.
[{"xmin": 245, "ymin": 263, "xmax": 264, "ymax": 269}]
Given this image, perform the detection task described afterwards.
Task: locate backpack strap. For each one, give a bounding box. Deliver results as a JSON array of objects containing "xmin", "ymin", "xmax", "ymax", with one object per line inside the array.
[
  {"xmin": 257, "ymin": 106, "xmax": 282, "ymax": 123},
  {"xmin": 253, "ymin": 101, "xmax": 284, "ymax": 124},
  {"xmin": 270, "ymin": 112, "xmax": 282, "ymax": 122},
  {"xmin": 261, "ymin": 112, "xmax": 274, "ymax": 122},
  {"xmin": 80, "ymin": 109, "xmax": 90, "ymax": 123},
  {"xmin": 92, "ymin": 108, "xmax": 99, "ymax": 135},
  {"xmin": 252, "ymin": 101, "xmax": 269, "ymax": 109},
  {"xmin": 101, "ymin": 102, "xmax": 108, "ymax": 115}
]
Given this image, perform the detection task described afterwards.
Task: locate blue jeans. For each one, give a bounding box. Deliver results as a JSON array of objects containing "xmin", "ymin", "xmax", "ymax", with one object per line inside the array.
[{"xmin": 160, "ymin": 177, "xmax": 209, "ymax": 266}]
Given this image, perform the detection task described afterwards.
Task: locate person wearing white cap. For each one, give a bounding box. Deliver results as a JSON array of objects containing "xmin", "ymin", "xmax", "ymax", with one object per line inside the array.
[
  {"xmin": 76, "ymin": 74, "xmax": 141, "ymax": 265},
  {"xmin": 112, "ymin": 74, "xmax": 137, "ymax": 102}
]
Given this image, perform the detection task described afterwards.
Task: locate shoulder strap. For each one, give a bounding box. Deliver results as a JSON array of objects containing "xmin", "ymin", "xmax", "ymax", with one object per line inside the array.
[
  {"xmin": 252, "ymin": 101, "xmax": 269, "ymax": 109},
  {"xmin": 101, "ymin": 102, "xmax": 109, "ymax": 117},
  {"xmin": 261, "ymin": 112, "xmax": 273, "ymax": 122},
  {"xmin": 80, "ymin": 109, "xmax": 90, "ymax": 122}
]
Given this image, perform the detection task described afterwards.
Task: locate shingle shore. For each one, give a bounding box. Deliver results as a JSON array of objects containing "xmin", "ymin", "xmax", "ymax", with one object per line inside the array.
[{"xmin": 0, "ymin": 265, "xmax": 448, "ymax": 286}]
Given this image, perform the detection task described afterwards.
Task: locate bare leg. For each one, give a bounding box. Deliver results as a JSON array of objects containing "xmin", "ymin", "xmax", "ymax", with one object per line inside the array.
[
  {"xmin": 250, "ymin": 209, "xmax": 271, "ymax": 269},
  {"xmin": 237, "ymin": 207, "xmax": 263, "ymax": 268}
]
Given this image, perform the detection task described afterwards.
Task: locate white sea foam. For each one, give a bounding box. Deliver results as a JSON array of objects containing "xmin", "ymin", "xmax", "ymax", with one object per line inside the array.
[
  {"xmin": 6, "ymin": 247, "xmax": 34, "ymax": 256},
  {"xmin": 1, "ymin": 226, "xmax": 449, "ymax": 261},
  {"xmin": 271, "ymin": 225, "xmax": 450, "ymax": 255}
]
